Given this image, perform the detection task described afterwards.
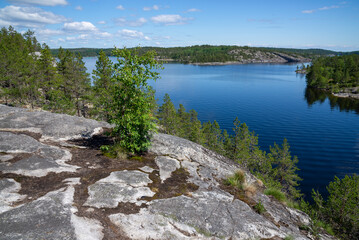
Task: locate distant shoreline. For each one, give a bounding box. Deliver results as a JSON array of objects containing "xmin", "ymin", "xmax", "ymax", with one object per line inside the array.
[{"xmin": 157, "ymin": 59, "xmax": 310, "ymax": 66}]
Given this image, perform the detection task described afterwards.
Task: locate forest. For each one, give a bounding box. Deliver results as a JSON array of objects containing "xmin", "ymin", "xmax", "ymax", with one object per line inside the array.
[
  {"xmin": 50, "ymin": 45, "xmax": 359, "ymax": 64},
  {"xmin": 1, "ymin": 26, "xmax": 358, "ymax": 239},
  {"xmin": 306, "ymin": 55, "xmax": 359, "ymax": 91}
]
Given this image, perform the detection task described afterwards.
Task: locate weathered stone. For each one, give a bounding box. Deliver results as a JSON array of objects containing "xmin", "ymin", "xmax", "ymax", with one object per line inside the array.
[
  {"xmin": 0, "ymin": 186, "xmax": 103, "ymax": 240},
  {"xmin": 84, "ymin": 170, "xmax": 155, "ymax": 208},
  {"xmin": 0, "ymin": 179, "xmax": 26, "ymax": 213},
  {"xmin": 139, "ymin": 166, "xmax": 155, "ymax": 173},
  {"xmin": 0, "ymin": 104, "xmax": 111, "ymax": 140},
  {"xmin": 0, "ymin": 154, "xmax": 14, "ymax": 162},
  {"xmin": 155, "ymin": 156, "xmax": 180, "ymax": 182},
  {"xmin": 0, "ymin": 132, "xmax": 78, "ymax": 177}
]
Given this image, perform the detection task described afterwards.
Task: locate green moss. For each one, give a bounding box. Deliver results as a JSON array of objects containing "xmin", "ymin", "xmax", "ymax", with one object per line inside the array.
[
  {"xmin": 284, "ymin": 235, "xmax": 294, "ymax": 240},
  {"xmin": 193, "ymin": 226, "xmax": 212, "ymax": 237},
  {"xmin": 100, "ymin": 144, "xmax": 128, "ymax": 159},
  {"xmin": 130, "ymin": 156, "xmax": 143, "ymax": 161}
]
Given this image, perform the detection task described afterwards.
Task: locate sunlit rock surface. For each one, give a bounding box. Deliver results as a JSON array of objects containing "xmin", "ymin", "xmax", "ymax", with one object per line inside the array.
[{"xmin": 0, "ymin": 104, "xmax": 335, "ymax": 240}]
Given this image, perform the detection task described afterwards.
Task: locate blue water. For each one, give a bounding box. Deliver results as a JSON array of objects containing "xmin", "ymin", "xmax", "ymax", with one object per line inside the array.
[{"xmin": 84, "ymin": 57, "xmax": 359, "ymax": 200}]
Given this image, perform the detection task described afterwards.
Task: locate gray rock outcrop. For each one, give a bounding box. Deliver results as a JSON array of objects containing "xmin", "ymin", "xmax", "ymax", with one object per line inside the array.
[{"xmin": 0, "ymin": 104, "xmax": 334, "ymax": 240}]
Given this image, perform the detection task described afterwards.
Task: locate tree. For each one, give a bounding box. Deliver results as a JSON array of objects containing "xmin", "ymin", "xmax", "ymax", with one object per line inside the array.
[
  {"xmin": 188, "ymin": 109, "xmax": 203, "ymax": 144},
  {"xmin": 92, "ymin": 50, "xmax": 114, "ymax": 120},
  {"xmin": 267, "ymin": 139, "xmax": 302, "ymax": 199},
  {"xmin": 57, "ymin": 50, "xmax": 91, "ymax": 116},
  {"xmin": 105, "ymin": 47, "xmax": 162, "ymax": 153},
  {"xmin": 158, "ymin": 93, "xmax": 178, "ymax": 135},
  {"xmin": 310, "ymin": 174, "xmax": 359, "ymax": 239}
]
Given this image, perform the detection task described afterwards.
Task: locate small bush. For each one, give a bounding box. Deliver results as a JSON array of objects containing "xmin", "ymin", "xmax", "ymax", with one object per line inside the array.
[
  {"xmin": 264, "ymin": 187, "xmax": 287, "ymax": 202},
  {"xmin": 224, "ymin": 170, "xmax": 246, "ymax": 190},
  {"xmin": 253, "ymin": 200, "xmax": 266, "ymax": 214}
]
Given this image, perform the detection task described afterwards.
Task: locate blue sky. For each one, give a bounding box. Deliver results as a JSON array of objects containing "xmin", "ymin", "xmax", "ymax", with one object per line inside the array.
[{"xmin": 0, "ymin": 0, "xmax": 358, "ymax": 51}]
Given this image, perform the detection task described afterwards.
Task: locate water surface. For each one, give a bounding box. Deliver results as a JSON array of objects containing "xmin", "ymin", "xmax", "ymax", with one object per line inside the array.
[{"xmin": 84, "ymin": 57, "xmax": 359, "ymax": 200}]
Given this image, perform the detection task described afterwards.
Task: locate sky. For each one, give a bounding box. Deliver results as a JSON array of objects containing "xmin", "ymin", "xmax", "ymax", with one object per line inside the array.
[{"xmin": 0, "ymin": 0, "xmax": 358, "ymax": 51}]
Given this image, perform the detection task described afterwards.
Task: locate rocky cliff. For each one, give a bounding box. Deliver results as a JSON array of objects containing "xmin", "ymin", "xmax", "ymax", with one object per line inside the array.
[{"xmin": 0, "ymin": 105, "xmax": 334, "ymax": 240}]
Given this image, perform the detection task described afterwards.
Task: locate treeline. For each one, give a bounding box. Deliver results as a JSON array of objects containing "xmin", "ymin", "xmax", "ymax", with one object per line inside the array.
[
  {"xmin": 158, "ymin": 93, "xmax": 302, "ymax": 199},
  {"xmin": 49, "ymin": 45, "xmax": 359, "ymax": 64},
  {"xmin": 306, "ymin": 55, "xmax": 359, "ymax": 91},
  {"xmin": 0, "ymin": 26, "xmax": 91, "ymax": 116}
]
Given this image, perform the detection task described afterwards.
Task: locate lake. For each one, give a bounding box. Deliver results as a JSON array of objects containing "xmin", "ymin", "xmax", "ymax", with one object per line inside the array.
[{"xmin": 84, "ymin": 57, "xmax": 359, "ymax": 200}]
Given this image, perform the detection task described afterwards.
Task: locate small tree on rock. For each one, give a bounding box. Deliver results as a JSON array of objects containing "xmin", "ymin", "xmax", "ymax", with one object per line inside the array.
[{"xmin": 105, "ymin": 47, "xmax": 162, "ymax": 153}]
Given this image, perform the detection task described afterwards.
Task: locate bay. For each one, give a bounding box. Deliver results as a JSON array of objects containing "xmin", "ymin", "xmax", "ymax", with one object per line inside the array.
[{"xmin": 84, "ymin": 57, "xmax": 359, "ymax": 199}]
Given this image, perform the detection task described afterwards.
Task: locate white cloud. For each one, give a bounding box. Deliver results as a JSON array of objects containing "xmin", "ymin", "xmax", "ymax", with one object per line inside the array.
[
  {"xmin": 36, "ymin": 28, "xmax": 63, "ymax": 36},
  {"xmin": 143, "ymin": 5, "xmax": 159, "ymax": 11},
  {"xmin": 319, "ymin": 5, "xmax": 339, "ymax": 11},
  {"xmin": 116, "ymin": 5, "xmax": 125, "ymax": 10},
  {"xmin": 95, "ymin": 32, "xmax": 112, "ymax": 38},
  {"xmin": 302, "ymin": 4, "xmax": 343, "ymax": 14},
  {"xmin": 115, "ymin": 17, "xmax": 147, "ymax": 27},
  {"xmin": 98, "ymin": 20, "xmax": 106, "ymax": 24},
  {"xmin": 302, "ymin": 9, "xmax": 315, "ymax": 14},
  {"xmin": 186, "ymin": 8, "xmax": 200, "ymax": 12},
  {"xmin": 63, "ymin": 21, "xmax": 98, "ymax": 32},
  {"xmin": 66, "ymin": 34, "xmax": 88, "ymax": 41},
  {"xmin": 119, "ymin": 29, "xmax": 151, "ymax": 40},
  {"xmin": 8, "ymin": 0, "xmax": 68, "ymax": 6},
  {"xmin": 75, "ymin": 6, "xmax": 83, "ymax": 11},
  {"xmin": 0, "ymin": 5, "xmax": 67, "ymax": 28},
  {"xmin": 151, "ymin": 14, "xmax": 192, "ymax": 25}
]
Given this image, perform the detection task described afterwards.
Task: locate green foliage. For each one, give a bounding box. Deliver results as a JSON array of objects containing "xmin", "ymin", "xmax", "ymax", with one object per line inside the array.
[
  {"xmin": 300, "ymin": 174, "xmax": 359, "ymax": 239},
  {"xmin": 306, "ymin": 55, "xmax": 359, "ymax": 90},
  {"xmin": 158, "ymin": 94, "xmax": 178, "ymax": 135},
  {"xmin": 104, "ymin": 47, "xmax": 162, "ymax": 153},
  {"xmin": 264, "ymin": 187, "xmax": 287, "ymax": 202},
  {"xmin": 224, "ymin": 170, "xmax": 246, "ymax": 191},
  {"xmin": 51, "ymin": 45, "xmax": 351, "ymax": 63},
  {"xmin": 0, "ymin": 26, "xmax": 40, "ymax": 107},
  {"xmin": 283, "ymin": 235, "xmax": 294, "ymax": 240},
  {"xmin": 253, "ymin": 200, "xmax": 266, "ymax": 214},
  {"xmin": 0, "ymin": 27, "xmax": 91, "ymax": 116},
  {"xmin": 92, "ymin": 50, "xmax": 114, "ymax": 120}
]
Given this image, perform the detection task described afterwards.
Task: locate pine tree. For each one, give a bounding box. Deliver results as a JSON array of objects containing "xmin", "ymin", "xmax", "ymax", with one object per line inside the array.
[
  {"xmin": 92, "ymin": 50, "xmax": 114, "ymax": 120},
  {"xmin": 158, "ymin": 93, "xmax": 178, "ymax": 135},
  {"xmin": 267, "ymin": 139, "xmax": 302, "ymax": 199}
]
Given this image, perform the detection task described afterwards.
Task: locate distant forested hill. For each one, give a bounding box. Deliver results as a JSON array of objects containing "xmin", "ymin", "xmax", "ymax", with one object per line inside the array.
[{"xmin": 50, "ymin": 45, "xmax": 358, "ymax": 64}]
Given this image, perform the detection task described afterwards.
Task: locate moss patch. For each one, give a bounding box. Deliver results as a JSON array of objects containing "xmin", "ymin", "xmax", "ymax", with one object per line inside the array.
[{"xmin": 144, "ymin": 167, "xmax": 199, "ymax": 200}]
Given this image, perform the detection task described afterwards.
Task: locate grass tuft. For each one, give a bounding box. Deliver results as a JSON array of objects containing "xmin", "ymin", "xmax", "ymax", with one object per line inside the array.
[
  {"xmin": 253, "ymin": 200, "xmax": 266, "ymax": 214},
  {"xmin": 264, "ymin": 187, "xmax": 287, "ymax": 202},
  {"xmin": 224, "ymin": 170, "xmax": 246, "ymax": 190}
]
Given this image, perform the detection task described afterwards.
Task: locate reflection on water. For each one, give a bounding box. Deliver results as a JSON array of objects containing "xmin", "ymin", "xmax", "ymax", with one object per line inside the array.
[{"xmin": 304, "ymin": 87, "xmax": 359, "ymax": 114}]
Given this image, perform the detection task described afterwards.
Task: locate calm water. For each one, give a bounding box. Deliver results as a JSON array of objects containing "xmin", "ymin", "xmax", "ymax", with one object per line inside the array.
[{"xmin": 84, "ymin": 57, "xmax": 359, "ymax": 200}]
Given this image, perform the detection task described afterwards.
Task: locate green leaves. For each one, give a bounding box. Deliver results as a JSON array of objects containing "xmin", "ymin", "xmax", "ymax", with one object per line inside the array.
[
  {"xmin": 104, "ymin": 48, "xmax": 162, "ymax": 153},
  {"xmin": 306, "ymin": 174, "xmax": 359, "ymax": 239}
]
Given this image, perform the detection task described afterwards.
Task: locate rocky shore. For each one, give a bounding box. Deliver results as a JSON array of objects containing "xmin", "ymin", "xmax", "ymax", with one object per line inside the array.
[{"xmin": 0, "ymin": 105, "xmax": 335, "ymax": 239}]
